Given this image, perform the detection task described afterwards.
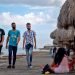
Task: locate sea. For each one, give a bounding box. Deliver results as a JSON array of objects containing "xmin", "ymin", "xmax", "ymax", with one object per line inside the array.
[{"xmin": 1, "ymin": 47, "xmax": 41, "ymax": 56}]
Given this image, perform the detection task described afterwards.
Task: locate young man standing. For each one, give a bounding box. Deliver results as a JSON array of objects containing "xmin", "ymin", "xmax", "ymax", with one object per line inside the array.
[
  {"xmin": 0, "ymin": 28, "xmax": 5, "ymax": 55},
  {"xmin": 6, "ymin": 22, "xmax": 20, "ymax": 69},
  {"xmin": 23, "ymin": 23, "xmax": 36, "ymax": 68}
]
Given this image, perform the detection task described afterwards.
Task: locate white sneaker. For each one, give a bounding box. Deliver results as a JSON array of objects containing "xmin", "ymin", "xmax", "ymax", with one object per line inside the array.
[{"xmin": 29, "ymin": 65, "xmax": 33, "ymax": 69}]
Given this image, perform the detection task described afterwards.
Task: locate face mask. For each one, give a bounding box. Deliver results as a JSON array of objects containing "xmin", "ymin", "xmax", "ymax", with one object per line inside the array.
[
  {"xmin": 27, "ymin": 28, "xmax": 30, "ymax": 30},
  {"xmin": 12, "ymin": 27, "xmax": 16, "ymax": 30}
]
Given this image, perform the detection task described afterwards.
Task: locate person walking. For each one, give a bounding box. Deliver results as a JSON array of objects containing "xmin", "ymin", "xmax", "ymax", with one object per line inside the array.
[
  {"xmin": 0, "ymin": 28, "xmax": 5, "ymax": 55},
  {"xmin": 6, "ymin": 22, "xmax": 20, "ymax": 69},
  {"xmin": 23, "ymin": 23, "xmax": 36, "ymax": 69}
]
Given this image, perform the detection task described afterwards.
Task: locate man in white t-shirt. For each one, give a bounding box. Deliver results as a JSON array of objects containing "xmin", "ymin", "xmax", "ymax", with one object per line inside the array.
[{"xmin": 23, "ymin": 23, "xmax": 36, "ymax": 68}]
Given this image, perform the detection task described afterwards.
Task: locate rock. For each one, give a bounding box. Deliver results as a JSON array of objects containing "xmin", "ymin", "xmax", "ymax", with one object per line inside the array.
[
  {"xmin": 58, "ymin": 0, "xmax": 75, "ymax": 29},
  {"xmin": 50, "ymin": 0, "xmax": 75, "ymax": 47},
  {"xmin": 50, "ymin": 29, "xmax": 57, "ymax": 39}
]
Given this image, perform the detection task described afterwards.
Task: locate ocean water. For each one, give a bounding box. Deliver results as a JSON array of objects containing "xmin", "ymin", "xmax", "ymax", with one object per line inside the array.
[{"xmin": 1, "ymin": 47, "xmax": 40, "ymax": 56}]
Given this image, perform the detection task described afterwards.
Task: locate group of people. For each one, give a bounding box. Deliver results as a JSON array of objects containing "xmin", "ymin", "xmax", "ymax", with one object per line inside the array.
[
  {"xmin": 0, "ymin": 22, "xmax": 75, "ymax": 74},
  {"xmin": 0, "ymin": 22, "xmax": 36, "ymax": 69}
]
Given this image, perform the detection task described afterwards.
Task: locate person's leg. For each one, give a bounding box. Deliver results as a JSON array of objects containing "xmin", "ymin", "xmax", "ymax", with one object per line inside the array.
[
  {"xmin": 52, "ymin": 49, "xmax": 55, "ymax": 57},
  {"xmin": 0, "ymin": 45, "xmax": 2, "ymax": 55},
  {"xmin": 7, "ymin": 45, "xmax": 12, "ymax": 68},
  {"xmin": 12, "ymin": 46, "xmax": 17, "ymax": 68},
  {"xmin": 67, "ymin": 49, "xmax": 70, "ymax": 56},
  {"xmin": 42, "ymin": 64, "xmax": 54, "ymax": 74},
  {"xmin": 42, "ymin": 64, "xmax": 50, "ymax": 74},
  {"xmin": 26, "ymin": 49, "xmax": 30, "ymax": 67},
  {"xmin": 29, "ymin": 46, "xmax": 33, "ymax": 66}
]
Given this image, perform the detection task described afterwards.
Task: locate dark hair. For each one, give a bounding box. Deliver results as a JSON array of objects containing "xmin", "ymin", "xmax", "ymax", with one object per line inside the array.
[
  {"xmin": 54, "ymin": 47, "xmax": 66, "ymax": 65},
  {"xmin": 26, "ymin": 23, "xmax": 31, "ymax": 25},
  {"xmin": 11, "ymin": 22, "xmax": 16, "ymax": 25}
]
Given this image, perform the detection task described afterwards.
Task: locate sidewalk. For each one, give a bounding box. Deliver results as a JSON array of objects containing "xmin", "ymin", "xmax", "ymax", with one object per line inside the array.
[{"xmin": 0, "ymin": 51, "xmax": 75, "ymax": 75}]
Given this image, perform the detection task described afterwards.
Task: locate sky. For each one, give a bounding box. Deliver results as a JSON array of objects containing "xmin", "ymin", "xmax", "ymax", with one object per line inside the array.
[{"xmin": 0, "ymin": 0, "xmax": 66, "ymax": 48}]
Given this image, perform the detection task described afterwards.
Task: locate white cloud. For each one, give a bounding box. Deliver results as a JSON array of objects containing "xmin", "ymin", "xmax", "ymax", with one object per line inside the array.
[
  {"xmin": 0, "ymin": 12, "xmax": 53, "ymax": 26},
  {"xmin": 0, "ymin": 11, "xmax": 56, "ymax": 48},
  {"xmin": 60, "ymin": 0, "xmax": 66, "ymax": 5},
  {"xmin": 0, "ymin": 0, "xmax": 66, "ymax": 6}
]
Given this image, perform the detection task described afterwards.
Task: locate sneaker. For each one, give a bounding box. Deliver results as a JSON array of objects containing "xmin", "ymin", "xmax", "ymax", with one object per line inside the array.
[
  {"xmin": 12, "ymin": 65, "xmax": 15, "ymax": 69},
  {"xmin": 7, "ymin": 65, "xmax": 11, "ymax": 68},
  {"xmin": 29, "ymin": 65, "xmax": 33, "ymax": 69},
  {"xmin": 27, "ymin": 65, "xmax": 30, "ymax": 69}
]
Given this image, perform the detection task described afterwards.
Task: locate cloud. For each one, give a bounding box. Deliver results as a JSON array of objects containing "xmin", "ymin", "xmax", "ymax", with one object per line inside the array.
[
  {"xmin": 60, "ymin": 0, "xmax": 66, "ymax": 5},
  {"xmin": 0, "ymin": 12, "xmax": 53, "ymax": 26},
  {"xmin": 0, "ymin": 11, "xmax": 57, "ymax": 48},
  {"xmin": 0, "ymin": 0, "xmax": 66, "ymax": 6}
]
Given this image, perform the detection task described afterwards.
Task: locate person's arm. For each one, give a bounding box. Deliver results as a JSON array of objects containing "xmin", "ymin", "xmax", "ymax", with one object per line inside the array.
[
  {"xmin": 17, "ymin": 31, "xmax": 20, "ymax": 45},
  {"xmin": 6, "ymin": 31, "xmax": 10, "ymax": 49},
  {"xmin": 0, "ymin": 35, "xmax": 4, "ymax": 45},
  {"xmin": 34, "ymin": 35, "xmax": 36, "ymax": 49},
  {"xmin": 23, "ymin": 32, "xmax": 26, "ymax": 49},
  {"xmin": 17, "ymin": 36, "xmax": 20, "ymax": 45},
  {"xmin": 0, "ymin": 30, "xmax": 5, "ymax": 45},
  {"xmin": 23, "ymin": 37, "xmax": 26, "ymax": 49},
  {"xmin": 6, "ymin": 36, "xmax": 9, "ymax": 49}
]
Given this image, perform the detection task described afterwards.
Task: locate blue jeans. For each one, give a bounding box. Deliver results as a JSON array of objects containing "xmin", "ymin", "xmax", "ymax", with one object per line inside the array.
[
  {"xmin": 25, "ymin": 44, "xmax": 33, "ymax": 66},
  {"xmin": 8, "ymin": 45, "xmax": 17, "ymax": 66}
]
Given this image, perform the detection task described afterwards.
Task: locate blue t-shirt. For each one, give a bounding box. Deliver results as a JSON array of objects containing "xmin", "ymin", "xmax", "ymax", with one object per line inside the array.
[{"xmin": 8, "ymin": 30, "xmax": 20, "ymax": 46}]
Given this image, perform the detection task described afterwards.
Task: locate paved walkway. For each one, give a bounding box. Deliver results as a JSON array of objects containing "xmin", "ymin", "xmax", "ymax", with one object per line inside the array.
[{"xmin": 0, "ymin": 52, "xmax": 75, "ymax": 75}]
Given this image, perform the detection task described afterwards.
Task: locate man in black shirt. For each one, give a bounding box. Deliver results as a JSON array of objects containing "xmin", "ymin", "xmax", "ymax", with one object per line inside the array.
[{"xmin": 0, "ymin": 28, "xmax": 5, "ymax": 55}]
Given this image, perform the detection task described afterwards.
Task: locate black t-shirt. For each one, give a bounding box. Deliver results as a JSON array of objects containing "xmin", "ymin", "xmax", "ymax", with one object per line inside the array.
[{"xmin": 0, "ymin": 28, "xmax": 5, "ymax": 43}]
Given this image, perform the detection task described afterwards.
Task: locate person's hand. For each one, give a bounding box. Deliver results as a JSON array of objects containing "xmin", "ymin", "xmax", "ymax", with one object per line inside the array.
[
  {"xmin": 34, "ymin": 45, "xmax": 36, "ymax": 49},
  {"xmin": 17, "ymin": 42, "xmax": 18, "ymax": 46}
]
